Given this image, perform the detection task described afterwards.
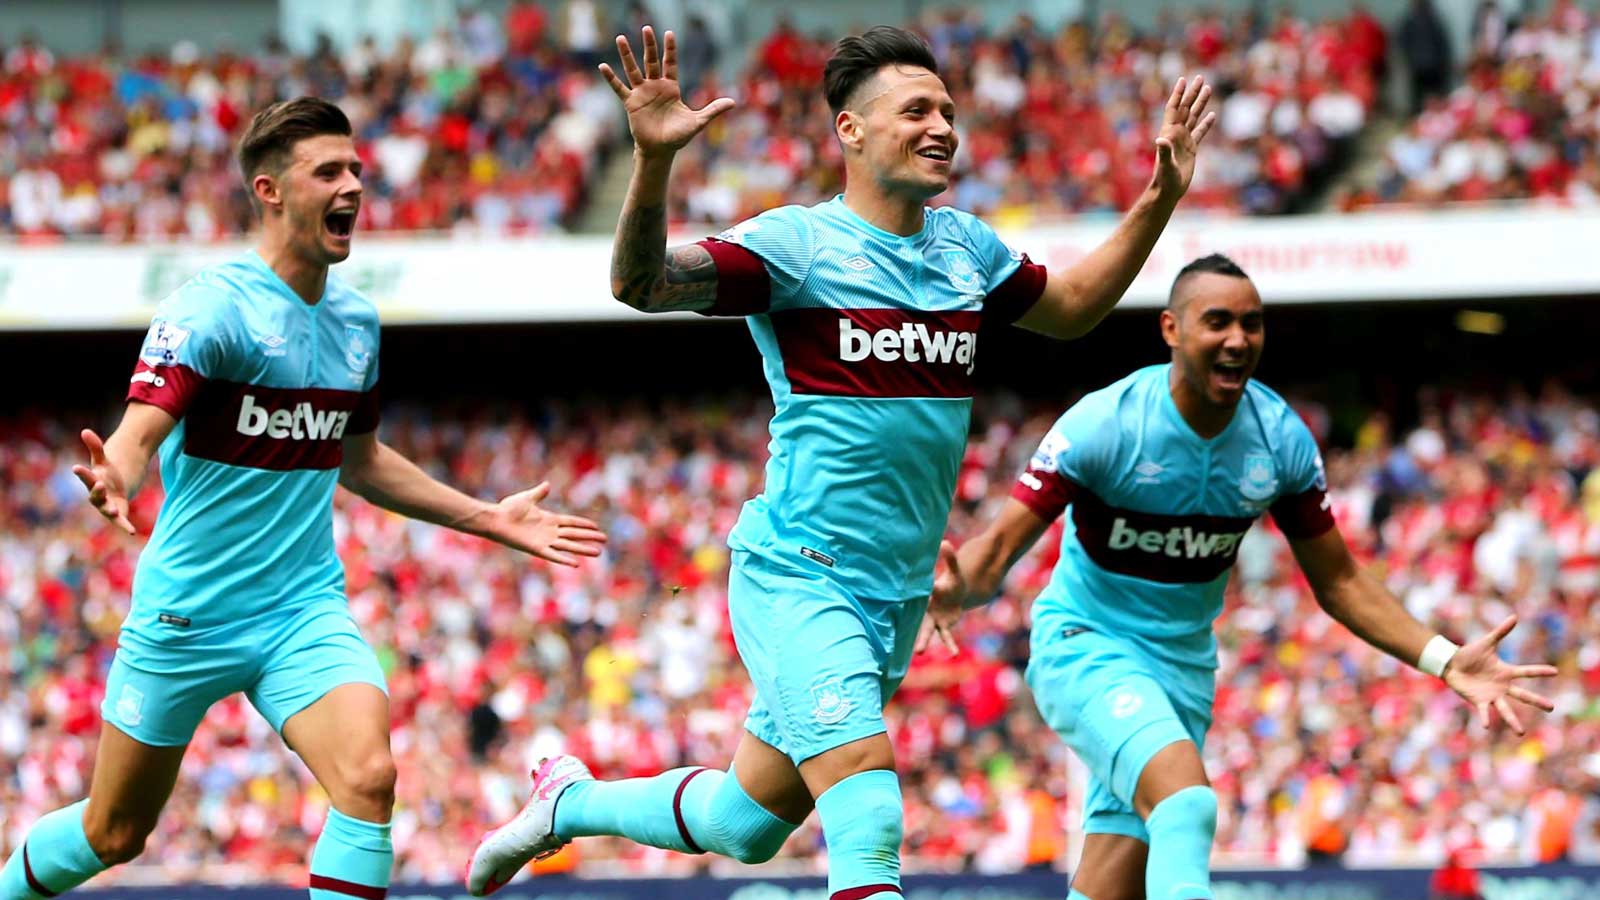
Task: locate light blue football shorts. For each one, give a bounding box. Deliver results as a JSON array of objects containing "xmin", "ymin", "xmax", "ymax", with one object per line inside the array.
[
  {"xmin": 101, "ymin": 597, "xmax": 387, "ymax": 747},
  {"xmin": 729, "ymin": 549, "xmax": 927, "ymax": 766},
  {"xmin": 1026, "ymin": 620, "xmax": 1214, "ymax": 842}
]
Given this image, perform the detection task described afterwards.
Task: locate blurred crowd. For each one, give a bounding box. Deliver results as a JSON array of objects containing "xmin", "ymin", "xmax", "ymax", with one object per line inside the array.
[
  {"xmin": 0, "ymin": 2, "xmax": 621, "ymax": 240},
  {"xmin": 2, "ymin": 378, "xmax": 1598, "ymax": 885},
  {"xmin": 668, "ymin": 7, "xmax": 1384, "ymax": 227},
  {"xmin": 1343, "ymin": 0, "xmax": 1600, "ymax": 209}
]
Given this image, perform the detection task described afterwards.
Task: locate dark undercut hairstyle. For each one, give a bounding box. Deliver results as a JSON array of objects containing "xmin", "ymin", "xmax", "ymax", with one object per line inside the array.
[
  {"xmin": 237, "ymin": 97, "xmax": 352, "ymax": 207},
  {"xmin": 823, "ymin": 26, "xmax": 939, "ymax": 115},
  {"xmin": 1168, "ymin": 253, "xmax": 1250, "ymax": 309}
]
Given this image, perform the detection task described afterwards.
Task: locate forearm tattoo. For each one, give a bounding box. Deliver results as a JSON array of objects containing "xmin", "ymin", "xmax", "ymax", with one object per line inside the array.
[{"xmin": 610, "ymin": 202, "xmax": 718, "ymax": 313}]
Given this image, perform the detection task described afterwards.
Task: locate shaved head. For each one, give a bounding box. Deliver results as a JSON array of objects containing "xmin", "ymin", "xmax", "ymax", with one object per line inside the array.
[{"xmin": 1168, "ymin": 253, "xmax": 1249, "ymax": 314}]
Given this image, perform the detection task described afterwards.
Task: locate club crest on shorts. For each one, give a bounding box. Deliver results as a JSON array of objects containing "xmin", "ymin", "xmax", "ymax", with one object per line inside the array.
[
  {"xmin": 116, "ymin": 684, "xmax": 145, "ymax": 728},
  {"xmin": 1109, "ymin": 688, "xmax": 1143, "ymax": 720},
  {"xmin": 810, "ymin": 676, "xmax": 853, "ymax": 725},
  {"xmin": 1238, "ymin": 453, "xmax": 1278, "ymax": 502}
]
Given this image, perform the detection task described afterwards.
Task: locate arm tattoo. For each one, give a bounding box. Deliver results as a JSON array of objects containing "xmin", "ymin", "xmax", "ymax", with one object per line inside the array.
[{"xmin": 610, "ymin": 201, "xmax": 719, "ymax": 313}]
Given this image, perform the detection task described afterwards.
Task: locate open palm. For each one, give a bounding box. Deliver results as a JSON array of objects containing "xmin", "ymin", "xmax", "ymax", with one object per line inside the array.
[
  {"xmin": 1151, "ymin": 75, "xmax": 1217, "ymax": 199},
  {"xmin": 1443, "ymin": 614, "xmax": 1559, "ymax": 735},
  {"xmin": 599, "ymin": 26, "xmax": 735, "ymax": 157},
  {"xmin": 481, "ymin": 482, "xmax": 607, "ymax": 567}
]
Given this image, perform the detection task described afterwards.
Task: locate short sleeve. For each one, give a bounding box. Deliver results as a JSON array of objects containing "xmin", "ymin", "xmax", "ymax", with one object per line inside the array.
[
  {"xmin": 127, "ymin": 288, "xmax": 233, "ymax": 419},
  {"xmin": 711, "ymin": 206, "xmax": 816, "ymax": 308},
  {"xmin": 959, "ymin": 212, "xmax": 1047, "ymax": 325},
  {"xmin": 1009, "ymin": 405, "xmax": 1102, "ymax": 522},
  {"xmin": 1269, "ymin": 414, "xmax": 1335, "ymax": 539},
  {"xmin": 348, "ymin": 326, "xmax": 381, "ymax": 434},
  {"xmin": 695, "ymin": 239, "xmax": 772, "ymax": 318}
]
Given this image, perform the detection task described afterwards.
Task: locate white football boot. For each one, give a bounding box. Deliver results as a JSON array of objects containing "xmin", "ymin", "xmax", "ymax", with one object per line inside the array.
[{"xmin": 465, "ymin": 755, "xmax": 594, "ymax": 896}]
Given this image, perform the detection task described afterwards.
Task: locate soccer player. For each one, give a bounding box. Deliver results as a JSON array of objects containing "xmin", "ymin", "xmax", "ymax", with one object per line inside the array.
[
  {"xmin": 467, "ymin": 25, "xmax": 1216, "ymax": 898},
  {"xmin": 0, "ymin": 97, "xmax": 606, "ymax": 900},
  {"xmin": 919, "ymin": 254, "xmax": 1559, "ymax": 900}
]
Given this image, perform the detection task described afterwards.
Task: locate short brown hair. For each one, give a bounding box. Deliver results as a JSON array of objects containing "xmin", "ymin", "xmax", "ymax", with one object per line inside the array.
[{"xmin": 237, "ymin": 97, "xmax": 352, "ymax": 199}]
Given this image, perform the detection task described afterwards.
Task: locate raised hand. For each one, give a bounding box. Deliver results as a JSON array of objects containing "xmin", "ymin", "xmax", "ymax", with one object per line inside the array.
[
  {"xmin": 1443, "ymin": 614, "xmax": 1559, "ymax": 734},
  {"xmin": 598, "ymin": 26, "xmax": 735, "ymax": 158},
  {"xmin": 1151, "ymin": 75, "xmax": 1218, "ymax": 200},
  {"xmin": 916, "ymin": 540, "xmax": 967, "ymax": 654},
  {"xmin": 480, "ymin": 482, "xmax": 608, "ymax": 567},
  {"xmin": 72, "ymin": 428, "xmax": 135, "ymax": 534}
]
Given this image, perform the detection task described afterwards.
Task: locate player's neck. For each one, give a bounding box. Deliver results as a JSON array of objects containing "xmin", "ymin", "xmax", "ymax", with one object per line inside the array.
[
  {"xmin": 1168, "ymin": 367, "xmax": 1236, "ymax": 440},
  {"xmin": 255, "ymin": 235, "xmax": 329, "ymax": 305},
  {"xmin": 842, "ymin": 184, "xmax": 926, "ymax": 237}
]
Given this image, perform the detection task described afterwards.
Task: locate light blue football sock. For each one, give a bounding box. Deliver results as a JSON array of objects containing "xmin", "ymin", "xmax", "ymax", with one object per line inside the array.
[
  {"xmin": 307, "ymin": 808, "xmax": 392, "ymax": 900},
  {"xmin": 0, "ymin": 801, "xmax": 107, "ymax": 899},
  {"xmin": 1144, "ymin": 785, "xmax": 1217, "ymax": 900},
  {"xmin": 554, "ymin": 767, "xmax": 707, "ymax": 852},
  {"xmin": 814, "ymin": 769, "xmax": 903, "ymax": 900},
  {"xmin": 555, "ymin": 766, "xmax": 796, "ymax": 862}
]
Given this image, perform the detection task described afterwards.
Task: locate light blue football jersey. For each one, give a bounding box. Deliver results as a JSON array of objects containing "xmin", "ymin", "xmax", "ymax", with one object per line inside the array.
[
  {"xmin": 707, "ymin": 196, "xmax": 1043, "ymax": 601},
  {"xmin": 124, "ymin": 251, "xmax": 380, "ymax": 642},
  {"xmin": 1012, "ymin": 365, "xmax": 1334, "ymax": 693}
]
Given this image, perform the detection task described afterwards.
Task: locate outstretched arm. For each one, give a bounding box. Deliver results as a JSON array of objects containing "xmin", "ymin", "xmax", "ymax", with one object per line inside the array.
[
  {"xmin": 1291, "ymin": 526, "xmax": 1557, "ymax": 733},
  {"xmin": 339, "ymin": 431, "xmax": 606, "ymax": 567},
  {"xmin": 919, "ymin": 499, "xmax": 1054, "ymax": 653},
  {"xmin": 72, "ymin": 402, "xmax": 179, "ymax": 534},
  {"xmin": 1014, "ymin": 76, "xmax": 1218, "ymax": 339},
  {"xmin": 599, "ymin": 26, "xmax": 735, "ymax": 313}
]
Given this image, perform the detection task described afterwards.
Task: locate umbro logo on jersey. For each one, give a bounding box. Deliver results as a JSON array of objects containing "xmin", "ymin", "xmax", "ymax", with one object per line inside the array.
[
  {"xmin": 236, "ymin": 394, "xmax": 351, "ymax": 441},
  {"xmin": 842, "ymin": 256, "xmax": 874, "ymax": 271},
  {"xmin": 838, "ymin": 319, "xmax": 978, "ymax": 374},
  {"xmin": 1135, "ymin": 461, "xmax": 1164, "ymax": 484},
  {"xmin": 258, "ymin": 334, "xmax": 288, "ymax": 358}
]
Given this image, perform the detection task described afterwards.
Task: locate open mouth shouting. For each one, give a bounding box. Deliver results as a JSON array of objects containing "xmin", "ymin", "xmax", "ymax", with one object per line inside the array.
[
  {"xmin": 324, "ymin": 208, "xmax": 357, "ymax": 241},
  {"xmin": 1212, "ymin": 359, "xmax": 1250, "ymax": 392}
]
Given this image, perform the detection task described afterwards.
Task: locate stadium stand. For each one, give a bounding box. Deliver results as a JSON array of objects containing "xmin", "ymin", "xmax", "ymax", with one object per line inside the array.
[
  {"xmin": 1343, "ymin": 0, "xmax": 1600, "ymax": 209},
  {"xmin": 0, "ymin": 13, "xmax": 620, "ymax": 239},
  {"xmin": 3, "ymin": 381, "xmax": 1597, "ymax": 881},
  {"xmin": 668, "ymin": 8, "xmax": 1386, "ymax": 226}
]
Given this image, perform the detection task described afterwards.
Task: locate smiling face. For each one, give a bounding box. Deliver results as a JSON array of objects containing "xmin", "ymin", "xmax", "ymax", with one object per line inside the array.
[
  {"xmin": 836, "ymin": 64, "xmax": 958, "ymax": 202},
  {"xmin": 254, "ymin": 133, "xmax": 362, "ymax": 264},
  {"xmin": 1161, "ymin": 271, "xmax": 1265, "ymax": 410}
]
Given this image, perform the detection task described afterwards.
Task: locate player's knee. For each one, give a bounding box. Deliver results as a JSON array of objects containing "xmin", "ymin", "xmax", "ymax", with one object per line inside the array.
[
  {"xmin": 83, "ymin": 815, "xmax": 154, "ymax": 866},
  {"xmin": 1148, "ymin": 784, "xmax": 1217, "ymax": 840},
  {"xmin": 338, "ymin": 750, "xmax": 398, "ymax": 812},
  {"xmin": 703, "ymin": 770, "xmax": 799, "ymax": 865},
  {"xmin": 723, "ymin": 818, "xmax": 794, "ymax": 865}
]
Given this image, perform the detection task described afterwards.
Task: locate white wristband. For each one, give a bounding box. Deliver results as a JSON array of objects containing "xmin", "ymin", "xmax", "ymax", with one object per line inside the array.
[{"xmin": 1418, "ymin": 635, "xmax": 1460, "ymax": 678}]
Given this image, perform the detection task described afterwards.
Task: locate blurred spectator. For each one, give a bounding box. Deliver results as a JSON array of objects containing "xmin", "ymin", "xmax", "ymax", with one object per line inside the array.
[
  {"xmin": 1399, "ymin": 0, "xmax": 1454, "ymax": 113},
  {"xmin": 1429, "ymin": 849, "xmax": 1483, "ymax": 900},
  {"xmin": 675, "ymin": 14, "xmax": 719, "ymax": 98}
]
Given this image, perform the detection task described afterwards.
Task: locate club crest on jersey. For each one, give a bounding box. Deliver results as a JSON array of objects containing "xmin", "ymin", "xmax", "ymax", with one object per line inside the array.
[
  {"xmin": 344, "ymin": 324, "xmax": 371, "ymax": 377},
  {"xmin": 1239, "ymin": 453, "xmax": 1278, "ymax": 502},
  {"xmin": 810, "ymin": 677, "xmax": 853, "ymax": 725},
  {"xmin": 941, "ymin": 249, "xmax": 982, "ymax": 293}
]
